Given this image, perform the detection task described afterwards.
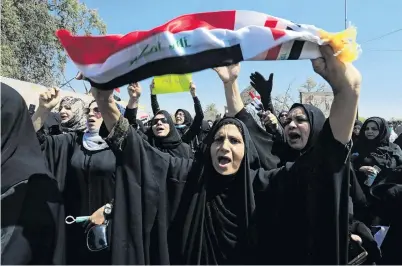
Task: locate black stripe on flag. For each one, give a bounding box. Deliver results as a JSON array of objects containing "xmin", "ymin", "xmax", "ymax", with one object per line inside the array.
[
  {"xmin": 288, "ymin": 41, "xmax": 305, "ymax": 60},
  {"xmin": 89, "ymin": 44, "xmax": 244, "ymax": 90}
]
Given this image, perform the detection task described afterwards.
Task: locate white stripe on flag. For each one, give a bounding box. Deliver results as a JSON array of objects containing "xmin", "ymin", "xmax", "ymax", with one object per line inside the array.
[
  {"xmin": 278, "ymin": 40, "xmax": 294, "ymax": 60},
  {"xmin": 75, "ymin": 27, "xmax": 323, "ymax": 84},
  {"xmin": 234, "ymin": 10, "xmax": 267, "ymax": 30}
]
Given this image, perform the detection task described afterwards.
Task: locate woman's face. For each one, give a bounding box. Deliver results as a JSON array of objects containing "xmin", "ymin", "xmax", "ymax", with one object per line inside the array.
[
  {"xmin": 365, "ymin": 121, "xmax": 380, "ymax": 140},
  {"xmin": 353, "ymin": 125, "xmax": 361, "ymax": 136},
  {"xmin": 175, "ymin": 111, "xmax": 185, "ymax": 125},
  {"xmin": 284, "ymin": 107, "xmax": 311, "ymax": 150},
  {"xmin": 210, "ymin": 124, "xmax": 245, "ymax": 175},
  {"xmin": 85, "ymin": 102, "xmax": 103, "ymax": 132},
  {"xmin": 279, "ymin": 112, "xmax": 288, "ymax": 124},
  {"xmin": 152, "ymin": 114, "xmax": 170, "ymax": 137},
  {"xmin": 59, "ymin": 104, "xmax": 73, "ymax": 122}
]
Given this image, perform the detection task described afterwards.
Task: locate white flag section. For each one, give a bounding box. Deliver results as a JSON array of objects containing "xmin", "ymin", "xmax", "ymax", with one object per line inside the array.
[{"xmin": 57, "ymin": 10, "xmax": 359, "ymax": 90}]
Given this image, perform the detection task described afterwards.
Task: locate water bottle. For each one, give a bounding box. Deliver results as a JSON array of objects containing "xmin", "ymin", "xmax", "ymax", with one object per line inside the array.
[
  {"xmin": 364, "ymin": 173, "xmax": 377, "ymax": 187},
  {"xmin": 364, "ymin": 165, "xmax": 381, "ymax": 187}
]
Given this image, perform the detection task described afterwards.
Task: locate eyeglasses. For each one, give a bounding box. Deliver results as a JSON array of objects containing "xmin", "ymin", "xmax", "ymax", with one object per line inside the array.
[
  {"xmin": 152, "ymin": 117, "xmax": 168, "ymax": 126},
  {"xmin": 279, "ymin": 113, "xmax": 288, "ymax": 118},
  {"xmin": 84, "ymin": 107, "xmax": 102, "ymax": 117},
  {"xmin": 86, "ymin": 223, "xmax": 109, "ymax": 252}
]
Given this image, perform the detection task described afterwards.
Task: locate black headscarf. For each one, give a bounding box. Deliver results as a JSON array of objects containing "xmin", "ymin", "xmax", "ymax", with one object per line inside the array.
[
  {"xmin": 280, "ymin": 103, "xmax": 326, "ymax": 162},
  {"xmin": 353, "ymin": 117, "xmax": 402, "ymax": 169},
  {"xmin": 147, "ymin": 110, "xmax": 192, "ymax": 158},
  {"xmin": 1, "ymin": 83, "xmax": 65, "ymax": 264},
  {"xmin": 1, "ymin": 83, "xmax": 51, "ymax": 193},
  {"xmin": 354, "ymin": 117, "xmax": 389, "ymax": 153},
  {"xmin": 175, "ymin": 108, "xmax": 193, "ymax": 127},
  {"xmin": 175, "ymin": 108, "xmax": 193, "ymax": 137},
  {"xmin": 170, "ymin": 117, "xmax": 260, "ymax": 264},
  {"xmin": 352, "ymin": 119, "xmax": 363, "ymax": 144}
]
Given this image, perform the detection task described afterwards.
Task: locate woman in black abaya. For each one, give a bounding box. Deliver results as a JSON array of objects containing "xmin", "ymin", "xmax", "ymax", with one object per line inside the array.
[
  {"xmin": 32, "ymin": 89, "xmax": 116, "ymax": 265},
  {"xmin": 352, "ymin": 117, "xmax": 402, "ymax": 196},
  {"xmin": 124, "ymin": 82, "xmax": 193, "ymax": 158},
  {"xmin": 1, "ymin": 84, "xmax": 64, "ymax": 265}
]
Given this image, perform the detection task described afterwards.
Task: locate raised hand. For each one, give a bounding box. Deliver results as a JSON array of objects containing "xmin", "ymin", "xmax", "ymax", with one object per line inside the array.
[
  {"xmin": 250, "ymin": 72, "xmax": 273, "ymax": 98},
  {"xmin": 312, "ymin": 45, "xmax": 361, "ymax": 93},
  {"xmin": 190, "ymin": 81, "xmax": 196, "ymax": 97},
  {"xmin": 91, "ymin": 86, "xmax": 114, "ymax": 103},
  {"xmin": 39, "ymin": 88, "xmax": 60, "ymax": 110},
  {"xmin": 128, "ymin": 82, "xmax": 142, "ymax": 100},
  {"xmin": 261, "ymin": 110, "xmax": 278, "ymax": 129},
  {"xmin": 213, "ymin": 63, "xmax": 240, "ymax": 84},
  {"xmin": 150, "ymin": 79, "xmax": 156, "ymax": 95}
]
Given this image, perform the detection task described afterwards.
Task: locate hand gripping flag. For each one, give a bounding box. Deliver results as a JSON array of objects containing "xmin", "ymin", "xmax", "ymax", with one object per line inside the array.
[{"xmin": 57, "ymin": 10, "xmax": 360, "ymax": 90}]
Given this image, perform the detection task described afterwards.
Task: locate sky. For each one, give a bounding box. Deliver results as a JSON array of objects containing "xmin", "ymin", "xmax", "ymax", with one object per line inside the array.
[{"xmin": 63, "ymin": 0, "xmax": 402, "ymax": 119}]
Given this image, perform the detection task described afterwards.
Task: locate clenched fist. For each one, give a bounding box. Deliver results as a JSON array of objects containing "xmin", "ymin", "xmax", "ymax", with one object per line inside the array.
[{"xmin": 39, "ymin": 88, "xmax": 60, "ymax": 110}]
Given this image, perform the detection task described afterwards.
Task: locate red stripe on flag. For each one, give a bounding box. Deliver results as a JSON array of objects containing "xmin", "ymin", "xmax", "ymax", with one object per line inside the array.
[
  {"xmin": 57, "ymin": 11, "xmax": 236, "ymax": 65},
  {"xmin": 114, "ymin": 88, "xmax": 120, "ymax": 93},
  {"xmin": 264, "ymin": 17, "xmax": 279, "ymax": 28},
  {"xmin": 264, "ymin": 17, "xmax": 286, "ymax": 41},
  {"xmin": 265, "ymin": 45, "xmax": 282, "ymax": 60},
  {"xmin": 249, "ymin": 91, "xmax": 260, "ymax": 99}
]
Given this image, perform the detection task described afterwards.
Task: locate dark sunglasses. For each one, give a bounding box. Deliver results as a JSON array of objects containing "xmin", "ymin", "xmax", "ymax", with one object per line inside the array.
[
  {"xmin": 279, "ymin": 113, "xmax": 288, "ymax": 118},
  {"xmin": 84, "ymin": 107, "xmax": 101, "ymax": 116},
  {"xmin": 152, "ymin": 117, "xmax": 168, "ymax": 125},
  {"xmin": 86, "ymin": 222, "xmax": 109, "ymax": 252}
]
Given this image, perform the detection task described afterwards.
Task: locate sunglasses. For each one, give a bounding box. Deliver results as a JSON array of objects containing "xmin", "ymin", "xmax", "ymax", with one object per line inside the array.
[
  {"xmin": 84, "ymin": 107, "xmax": 102, "ymax": 117},
  {"xmin": 86, "ymin": 222, "xmax": 110, "ymax": 252},
  {"xmin": 279, "ymin": 113, "xmax": 288, "ymax": 118},
  {"xmin": 152, "ymin": 117, "xmax": 168, "ymax": 126}
]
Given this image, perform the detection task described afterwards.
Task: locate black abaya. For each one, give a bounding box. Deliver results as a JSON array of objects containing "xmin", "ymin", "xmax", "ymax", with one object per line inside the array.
[
  {"xmin": 1, "ymin": 84, "xmax": 65, "ymax": 265},
  {"xmin": 254, "ymin": 119, "xmax": 352, "ymax": 265},
  {"xmin": 102, "ymin": 115, "xmax": 351, "ymax": 265},
  {"xmin": 38, "ymin": 131, "xmax": 115, "ymax": 264}
]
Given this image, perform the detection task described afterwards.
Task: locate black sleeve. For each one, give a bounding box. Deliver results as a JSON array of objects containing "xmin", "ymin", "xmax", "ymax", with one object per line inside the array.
[
  {"xmin": 102, "ymin": 116, "xmax": 194, "ymax": 224},
  {"xmin": 40, "ymin": 133, "xmax": 76, "ymax": 191},
  {"xmin": 235, "ymin": 108, "xmax": 280, "ymax": 170},
  {"xmin": 181, "ymin": 96, "xmax": 204, "ymax": 144},
  {"xmin": 265, "ymin": 96, "xmax": 275, "ymax": 114},
  {"xmin": 151, "ymin": 94, "xmax": 160, "ymax": 115},
  {"xmin": 136, "ymin": 119, "xmax": 146, "ymax": 133},
  {"xmin": 124, "ymin": 107, "xmax": 138, "ymax": 129},
  {"xmin": 265, "ymin": 123, "xmax": 285, "ymax": 143}
]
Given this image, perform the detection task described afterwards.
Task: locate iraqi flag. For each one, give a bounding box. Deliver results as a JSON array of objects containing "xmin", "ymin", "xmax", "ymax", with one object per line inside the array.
[{"xmin": 57, "ymin": 10, "xmax": 358, "ymax": 90}]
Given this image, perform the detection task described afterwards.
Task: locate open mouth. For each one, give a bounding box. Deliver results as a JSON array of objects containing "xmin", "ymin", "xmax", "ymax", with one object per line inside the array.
[
  {"xmin": 87, "ymin": 118, "xmax": 96, "ymax": 123},
  {"xmin": 217, "ymin": 155, "xmax": 232, "ymax": 166},
  {"xmin": 288, "ymin": 132, "xmax": 301, "ymax": 141},
  {"xmin": 156, "ymin": 126, "xmax": 164, "ymax": 133},
  {"xmin": 60, "ymin": 115, "xmax": 68, "ymax": 120}
]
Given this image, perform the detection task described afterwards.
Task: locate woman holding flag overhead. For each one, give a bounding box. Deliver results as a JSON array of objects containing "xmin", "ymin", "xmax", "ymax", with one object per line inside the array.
[{"xmin": 87, "ymin": 43, "xmax": 361, "ymax": 264}]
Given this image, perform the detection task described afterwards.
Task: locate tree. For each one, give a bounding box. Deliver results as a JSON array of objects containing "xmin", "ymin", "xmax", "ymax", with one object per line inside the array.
[
  {"xmin": 271, "ymin": 77, "xmax": 331, "ymax": 114},
  {"xmin": 272, "ymin": 80, "xmax": 296, "ymax": 114},
  {"xmin": 204, "ymin": 103, "xmax": 220, "ymax": 121},
  {"xmin": 1, "ymin": 0, "xmax": 106, "ymax": 87},
  {"xmin": 299, "ymin": 77, "xmax": 329, "ymax": 92}
]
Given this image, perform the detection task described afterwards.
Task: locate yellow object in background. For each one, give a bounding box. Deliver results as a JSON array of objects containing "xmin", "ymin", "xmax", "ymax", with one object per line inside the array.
[{"xmin": 153, "ymin": 74, "xmax": 192, "ymax": 94}]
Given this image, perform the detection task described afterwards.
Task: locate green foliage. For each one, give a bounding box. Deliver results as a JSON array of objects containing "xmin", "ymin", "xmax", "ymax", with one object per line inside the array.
[
  {"xmin": 1, "ymin": 0, "xmax": 106, "ymax": 87},
  {"xmin": 204, "ymin": 103, "xmax": 220, "ymax": 121}
]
